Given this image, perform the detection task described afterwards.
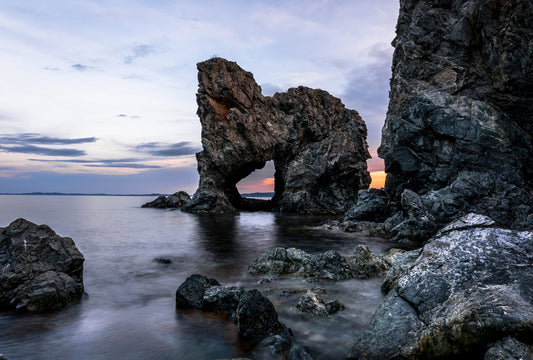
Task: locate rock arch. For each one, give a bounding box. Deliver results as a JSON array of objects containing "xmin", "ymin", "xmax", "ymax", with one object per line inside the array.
[{"xmin": 182, "ymin": 58, "xmax": 371, "ymax": 214}]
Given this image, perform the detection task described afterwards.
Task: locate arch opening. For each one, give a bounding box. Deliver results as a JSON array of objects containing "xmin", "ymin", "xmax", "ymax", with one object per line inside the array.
[{"xmin": 235, "ymin": 160, "xmax": 276, "ymax": 211}]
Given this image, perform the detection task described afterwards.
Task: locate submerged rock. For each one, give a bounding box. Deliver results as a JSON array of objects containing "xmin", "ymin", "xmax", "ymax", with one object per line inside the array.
[
  {"xmin": 0, "ymin": 218, "xmax": 85, "ymax": 313},
  {"xmin": 377, "ymin": 0, "xmax": 533, "ymax": 229},
  {"xmin": 248, "ymin": 245, "xmax": 389, "ymax": 280},
  {"xmin": 175, "ymin": 274, "xmax": 311, "ymax": 359},
  {"xmin": 348, "ymin": 214, "xmax": 533, "ymax": 359},
  {"xmin": 182, "ymin": 57, "xmax": 371, "ymax": 214},
  {"xmin": 141, "ymin": 191, "xmax": 191, "ymax": 209},
  {"xmin": 296, "ymin": 289, "xmax": 344, "ymax": 317}
]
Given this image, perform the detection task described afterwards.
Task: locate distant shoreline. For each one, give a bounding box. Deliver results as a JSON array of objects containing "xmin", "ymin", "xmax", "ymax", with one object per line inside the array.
[
  {"xmin": 0, "ymin": 192, "xmax": 275, "ymax": 198},
  {"xmin": 0, "ymin": 192, "xmax": 167, "ymax": 197}
]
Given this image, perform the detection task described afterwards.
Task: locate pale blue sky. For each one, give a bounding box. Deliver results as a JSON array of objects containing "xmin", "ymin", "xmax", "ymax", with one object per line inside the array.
[{"xmin": 0, "ymin": 0, "xmax": 398, "ymax": 194}]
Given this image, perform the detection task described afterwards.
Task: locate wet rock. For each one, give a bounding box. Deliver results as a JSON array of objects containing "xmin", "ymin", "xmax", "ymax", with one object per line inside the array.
[
  {"xmin": 348, "ymin": 214, "xmax": 533, "ymax": 359},
  {"xmin": 153, "ymin": 257, "xmax": 172, "ymax": 264},
  {"xmin": 378, "ymin": 0, "xmax": 533, "ymax": 229},
  {"xmin": 202, "ymin": 285, "xmax": 243, "ymax": 315},
  {"xmin": 248, "ymin": 246, "xmax": 389, "ymax": 280},
  {"xmin": 0, "ymin": 218, "xmax": 85, "ymax": 313},
  {"xmin": 296, "ymin": 289, "xmax": 344, "ymax": 317},
  {"xmin": 235, "ymin": 289, "xmax": 290, "ymax": 346},
  {"xmin": 288, "ymin": 344, "xmax": 314, "ymax": 360},
  {"xmin": 175, "ymin": 274, "xmax": 220, "ymax": 309},
  {"xmin": 175, "ymin": 275, "xmax": 312, "ymax": 359},
  {"xmin": 182, "ymin": 57, "xmax": 371, "ymax": 214},
  {"xmin": 142, "ymin": 191, "xmax": 191, "ymax": 209},
  {"xmin": 484, "ymin": 337, "xmax": 533, "ymax": 360}
]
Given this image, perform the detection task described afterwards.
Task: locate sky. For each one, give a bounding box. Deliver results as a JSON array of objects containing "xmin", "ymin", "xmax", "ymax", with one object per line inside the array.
[{"xmin": 0, "ymin": 0, "xmax": 398, "ymax": 194}]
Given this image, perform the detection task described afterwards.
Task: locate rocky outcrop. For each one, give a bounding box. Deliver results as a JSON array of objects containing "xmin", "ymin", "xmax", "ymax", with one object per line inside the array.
[
  {"xmin": 296, "ymin": 288, "xmax": 344, "ymax": 317},
  {"xmin": 348, "ymin": 214, "xmax": 533, "ymax": 359},
  {"xmin": 141, "ymin": 191, "xmax": 191, "ymax": 209},
  {"xmin": 0, "ymin": 218, "xmax": 84, "ymax": 313},
  {"xmin": 248, "ymin": 245, "xmax": 389, "ymax": 281},
  {"xmin": 182, "ymin": 57, "xmax": 370, "ymax": 214},
  {"xmin": 377, "ymin": 0, "xmax": 533, "ymax": 229},
  {"xmin": 175, "ymin": 274, "xmax": 311, "ymax": 359}
]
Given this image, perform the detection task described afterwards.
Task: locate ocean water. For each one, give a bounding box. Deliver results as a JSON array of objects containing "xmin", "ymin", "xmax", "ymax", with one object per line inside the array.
[{"xmin": 0, "ymin": 195, "xmax": 401, "ymax": 360}]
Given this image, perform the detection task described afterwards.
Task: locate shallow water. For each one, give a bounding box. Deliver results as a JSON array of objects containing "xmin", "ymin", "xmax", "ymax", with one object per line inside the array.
[{"xmin": 0, "ymin": 195, "xmax": 402, "ymax": 359}]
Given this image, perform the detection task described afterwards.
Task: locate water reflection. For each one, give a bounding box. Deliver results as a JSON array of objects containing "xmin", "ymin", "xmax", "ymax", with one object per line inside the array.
[{"xmin": 0, "ymin": 196, "xmax": 403, "ymax": 360}]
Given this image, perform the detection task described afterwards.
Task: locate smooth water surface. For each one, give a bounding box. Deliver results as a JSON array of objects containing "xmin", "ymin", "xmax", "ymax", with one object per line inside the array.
[{"xmin": 0, "ymin": 195, "xmax": 401, "ymax": 359}]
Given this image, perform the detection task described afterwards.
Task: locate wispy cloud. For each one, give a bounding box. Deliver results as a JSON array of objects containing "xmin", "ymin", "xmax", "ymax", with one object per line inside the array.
[
  {"xmin": 0, "ymin": 144, "xmax": 86, "ymax": 156},
  {"xmin": 28, "ymin": 157, "xmax": 161, "ymax": 169},
  {"xmin": 135, "ymin": 141, "xmax": 200, "ymax": 157},
  {"xmin": 85, "ymin": 163, "xmax": 161, "ymax": 169},
  {"xmin": 0, "ymin": 133, "xmax": 97, "ymax": 145},
  {"xmin": 71, "ymin": 63, "xmax": 93, "ymax": 71},
  {"xmin": 123, "ymin": 44, "xmax": 155, "ymax": 64},
  {"xmin": 116, "ymin": 114, "xmax": 141, "ymax": 120}
]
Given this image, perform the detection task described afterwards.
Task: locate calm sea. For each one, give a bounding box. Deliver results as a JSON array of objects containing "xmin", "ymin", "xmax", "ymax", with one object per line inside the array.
[{"xmin": 0, "ymin": 195, "xmax": 399, "ymax": 360}]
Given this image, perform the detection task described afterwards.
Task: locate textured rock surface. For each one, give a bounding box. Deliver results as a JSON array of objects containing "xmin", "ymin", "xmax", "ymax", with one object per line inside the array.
[
  {"xmin": 378, "ymin": 0, "xmax": 533, "ymax": 229},
  {"xmin": 348, "ymin": 214, "xmax": 533, "ymax": 359},
  {"xmin": 484, "ymin": 336, "xmax": 533, "ymax": 360},
  {"xmin": 141, "ymin": 191, "xmax": 191, "ymax": 209},
  {"xmin": 0, "ymin": 218, "xmax": 84, "ymax": 313},
  {"xmin": 182, "ymin": 57, "xmax": 370, "ymax": 214},
  {"xmin": 296, "ymin": 289, "xmax": 344, "ymax": 317},
  {"xmin": 248, "ymin": 245, "xmax": 389, "ymax": 280},
  {"xmin": 175, "ymin": 274, "xmax": 311, "ymax": 359}
]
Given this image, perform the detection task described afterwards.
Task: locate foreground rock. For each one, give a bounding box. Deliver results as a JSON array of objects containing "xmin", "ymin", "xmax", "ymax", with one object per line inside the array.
[
  {"xmin": 376, "ymin": 0, "xmax": 533, "ymax": 229},
  {"xmin": 141, "ymin": 191, "xmax": 191, "ymax": 209},
  {"xmin": 296, "ymin": 289, "xmax": 344, "ymax": 317},
  {"xmin": 348, "ymin": 214, "xmax": 533, "ymax": 359},
  {"xmin": 175, "ymin": 274, "xmax": 310, "ymax": 359},
  {"xmin": 182, "ymin": 57, "xmax": 370, "ymax": 214},
  {"xmin": 0, "ymin": 218, "xmax": 85, "ymax": 312},
  {"xmin": 248, "ymin": 245, "xmax": 389, "ymax": 280},
  {"xmin": 484, "ymin": 336, "xmax": 533, "ymax": 360}
]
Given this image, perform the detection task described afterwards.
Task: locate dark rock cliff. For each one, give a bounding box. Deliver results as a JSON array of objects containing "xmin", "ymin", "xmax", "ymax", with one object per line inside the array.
[
  {"xmin": 182, "ymin": 58, "xmax": 371, "ymax": 214},
  {"xmin": 378, "ymin": 0, "xmax": 533, "ymax": 228}
]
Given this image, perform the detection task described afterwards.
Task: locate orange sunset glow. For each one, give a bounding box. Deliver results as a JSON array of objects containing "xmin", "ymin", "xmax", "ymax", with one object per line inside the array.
[{"xmin": 370, "ymin": 171, "xmax": 386, "ymax": 189}]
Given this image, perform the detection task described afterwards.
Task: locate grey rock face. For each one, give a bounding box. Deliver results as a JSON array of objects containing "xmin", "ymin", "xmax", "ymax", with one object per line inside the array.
[
  {"xmin": 348, "ymin": 214, "xmax": 533, "ymax": 359},
  {"xmin": 378, "ymin": 0, "xmax": 533, "ymax": 229},
  {"xmin": 0, "ymin": 218, "xmax": 84, "ymax": 313},
  {"xmin": 343, "ymin": 189, "xmax": 388, "ymax": 222},
  {"xmin": 141, "ymin": 191, "xmax": 191, "ymax": 209},
  {"xmin": 182, "ymin": 57, "xmax": 371, "ymax": 214},
  {"xmin": 248, "ymin": 245, "xmax": 389, "ymax": 281},
  {"xmin": 484, "ymin": 337, "xmax": 533, "ymax": 360}
]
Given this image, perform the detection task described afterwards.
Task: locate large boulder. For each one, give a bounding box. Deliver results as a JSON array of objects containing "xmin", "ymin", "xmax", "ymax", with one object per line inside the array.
[
  {"xmin": 348, "ymin": 214, "xmax": 533, "ymax": 359},
  {"xmin": 378, "ymin": 0, "xmax": 533, "ymax": 229},
  {"xmin": 182, "ymin": 57, "xmax": 371, "ymax": 214},
  {"xmin": 248, "ymin": 245, "xmax": 390, "ymax": 280},
  {"xmin": 0, "ymin": 218, "xmax": 85, "ymax": 313},
  {"xmin": 141, "ymin": 191, "xmax": 191, "ymax": 209}
]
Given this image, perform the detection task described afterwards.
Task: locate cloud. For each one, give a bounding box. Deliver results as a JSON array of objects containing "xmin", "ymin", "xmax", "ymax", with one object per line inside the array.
[
  {"xmin": 116, "ymin": 114, "xmax": 141, "ymax": 120},
  {"xmin": 71, "ymin": 64, "xmax": 93, "ymax": 71},
  {"xmin": 44, "ymin": 66, "xmax": 60, "ymax": 71},
  {"xmin": 260, "ymin": 83, "xmax": 284, "ymax": 96},
  {"xmin": 135, "ymin": 141, "xmax": 201, "ymax": 157},
  {"xmin": 29, "ymin": 157, "xmax": 161, "ymax": 169},
  {"xmin": 0, "ymin": 133, "xmax": 97, "ymax": 145},
  {"xmin": 29, "ymin": 157, "xmax": 142, "ymax": 164},
  {"xmin": 123, "ymin": 44, "xmax": 155, "ymax": 64},
  {"xmin": 0, "ymin": 145, "xmax": 86, "ymax": 156},
  {"xmin": 84, "ymin": 163, "xmax": 161, "ymax": 169}
]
